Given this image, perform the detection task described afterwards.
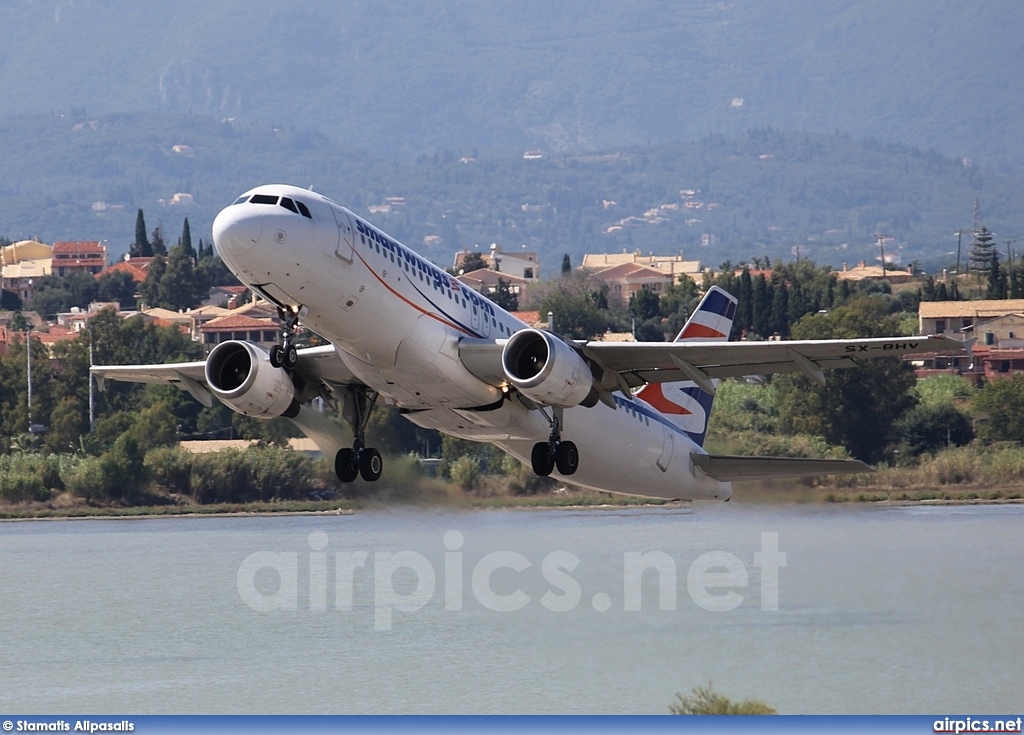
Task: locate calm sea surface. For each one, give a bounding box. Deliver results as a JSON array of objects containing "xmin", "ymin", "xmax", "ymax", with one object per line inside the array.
[{"xmin": 2, "ymin": 502, "xmax": 1022, "ymax": 714}]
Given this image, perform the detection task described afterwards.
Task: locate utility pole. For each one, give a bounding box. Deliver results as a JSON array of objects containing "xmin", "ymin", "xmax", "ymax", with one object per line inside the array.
[
  {"xmin": 1008, "ymin": 240, "xmax": 1017, "ymax": 299},
  {"xmin": 25, "ymin": 328, "xmax": 32, "ymax": 434},
  {"xmin": 876, "ymin": 235, "xmax": 888, "ymax": 272},
  {"xmin": 954, "ymin": 229, "xmax": 967, "ymax": 277},
  {"xmin": 88, "ymin": 325, "xmax": 95, "ymax": 433}
]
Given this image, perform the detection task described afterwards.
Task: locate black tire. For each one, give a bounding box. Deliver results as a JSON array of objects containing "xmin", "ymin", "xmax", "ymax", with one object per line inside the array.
[
  {"xmin": 555, "ymin": 441, "xmax": 579, "ymax": 476},
  {"xmin": 359, "ymin": 447, "xmax": 383, "ymax": 482},
  {"xmin": 531, "ymin": 442, "xmax": 554, "ymax": 476},
  {"xmin": 335, "ymin": 448, "xmax": 358, "ymax": 483},
  {"xmin": 269, "ymin": 345, "xmax": 284, "ymax": 368},
  {"xmin": 283, "ymin": 344, "xmax": 299, "ymax": 369}
]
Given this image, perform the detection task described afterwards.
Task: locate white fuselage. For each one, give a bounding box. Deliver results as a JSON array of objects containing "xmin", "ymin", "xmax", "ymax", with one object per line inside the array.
[{"xmin": 213, "ymin": 184, "xmax": 729, "ymax": 501}]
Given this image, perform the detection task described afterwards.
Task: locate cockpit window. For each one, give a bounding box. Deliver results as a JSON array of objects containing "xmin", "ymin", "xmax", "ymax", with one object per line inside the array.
[
  {"xmin": 232, "ymin": 195, "xmax": 249, "ymax": 205},
  {"xmin": 280, "ymin": 197, "xmax": 299, "ymax": 214},
  {"xmin": 295, "ymin": 200, "xmax": 312, "ymax": 219},
  {"xmin": 250, "ymin": 194, "xmax": 279, "ymax": 205}
]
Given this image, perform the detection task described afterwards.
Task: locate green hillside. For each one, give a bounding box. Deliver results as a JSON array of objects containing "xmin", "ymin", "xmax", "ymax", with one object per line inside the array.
[
  {"xmin": 1, "ymin": 113, "xmax": 1021, "ymax": 274},
  {"xmin": 1, "ymin": 1, "xmax": 1022, "ymax": 168}
]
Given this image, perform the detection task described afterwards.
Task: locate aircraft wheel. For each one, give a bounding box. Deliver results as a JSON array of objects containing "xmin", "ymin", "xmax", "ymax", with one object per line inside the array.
[
  {"xmin": 270, "ymin": 345, "xmax": 284, "ymax": 368},
  {"xmin": 555, "ymin": 441, "xmax": 579, "ymax": 476},
  {"xmin": 334, "ymin": 448, "xmax": 359, "ymax": 483},
  {"xmin": 359, "ymin": 447, "xmax": 383, "ymax": 482},
  {"xmin": 283, "ymin": 344, "xmax": 299, "ymax": 369},
  {"xmin": 531, "ymin": 442, "xmax": 554, "ymax": 476}
]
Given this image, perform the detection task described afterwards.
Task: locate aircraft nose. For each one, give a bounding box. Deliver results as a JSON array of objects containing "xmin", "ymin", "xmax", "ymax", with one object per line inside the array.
[{"xmin": 213, "ymin": 205, "xmax": 263, "ymax": 258}]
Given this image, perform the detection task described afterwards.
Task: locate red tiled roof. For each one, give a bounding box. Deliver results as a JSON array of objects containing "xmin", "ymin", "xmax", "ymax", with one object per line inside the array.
[
  {"xmin": 53, "ymin": 241, "xmax": 104, "ymax": 254},
  {"xmin": 202, "ymin": 315, "xmax": 275, "ymax": 331},
  {"xmin": 97, "ymin": 258, "xmax": 152, "ymax": 282},
  {"xmin": 593, "ymin": 262, "xmax": 672, "ymax": 281}
]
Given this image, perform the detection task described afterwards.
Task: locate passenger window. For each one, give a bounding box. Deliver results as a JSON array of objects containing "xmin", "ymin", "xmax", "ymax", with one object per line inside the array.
[
  {"xmin": 250, "ymin": 194, "xmax": 278, "ymax": 205},
  {"xmin": 280, "ymin": 197, "xmax": 299, "ymax": 213},
  {"xmin": 295, "ymin": 200, "xmax": 312, "ymax": 218}
]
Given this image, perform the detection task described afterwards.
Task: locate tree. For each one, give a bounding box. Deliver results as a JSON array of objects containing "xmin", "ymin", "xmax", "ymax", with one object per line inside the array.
[
  {"xmin": 139, "ymin": 254, "xmax": 166, "ymax": 307},
  {"xmin": 769, "ymin": 281, "xmax": 789, "ymax": 337},
  {"xmin": 737, "ymin": 266, "xmax": 753, "ymax": 334},
  {"xmin": 158, "ymin": 244, "xmax": 203, "ymax": 311},
  {"xmin": 538, "ymin": 287, "xmax": 609, "ymax": 340},
  {"xmin": 96, "ymin": 269, "xmax": 138, "ymax": 307},
  {"xmin": 179, "ymin": 217, "xmax": 194, "ymax": 261},
  {"xmin": 487, "ymin": 278, "xmax": 519, "ymax": 311},
  {"xmin": 894, "ymin": 403, "xmax": 974, "ymax": 457},
  {"xmin": 969, "ymin": 226, "xmax": 997, "ymax": 282},
  {"xmin": 561, "ymin": 253, "xmax": 572, "ymax": 277},
  {"xmin": 775, "ymin": 299, "xmax": 918, "ymax": 463},
  {"xmin": 628, "ymin": 288, "xmax": 660, "ymax": 322},
  {"xmin": 457, "ymin": 251, "xmax": 486, "ymax": 273},
  {"xmin": 974, "ymin": 374, "xmax": 1024, "ymax": 443},
  {"xmin": 150, "ymin": 225, "xmax": 167, "ymax": 257},
  {"xmin": 670, "ymin": 683, "xmax": 776, "ymax": 715},
  {"xmin": 751, "ymin": 273, "xmax": 771, "ymax": 337},
  {"xmin": 132, "ymin": 209, "xmax": 152, "ymax": 258}
]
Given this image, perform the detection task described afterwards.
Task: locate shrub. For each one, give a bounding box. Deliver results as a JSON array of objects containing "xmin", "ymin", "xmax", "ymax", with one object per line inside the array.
[
  {"xmin": 670, "ymin": 683, "xmax": 776, "ymax": 715},
  {"xmin": 449, "ymin": 455, "xmax": 480, "ymax": 490}
]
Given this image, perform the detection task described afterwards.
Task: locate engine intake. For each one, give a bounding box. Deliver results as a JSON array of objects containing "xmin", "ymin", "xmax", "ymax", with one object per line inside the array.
[
  {"xmin": 205, "ymin": 340, "xmax": 297, "ymax": 418},
  {"xmin": 501, "ymin": 329, "xmax": 595, "ymax": 408}
]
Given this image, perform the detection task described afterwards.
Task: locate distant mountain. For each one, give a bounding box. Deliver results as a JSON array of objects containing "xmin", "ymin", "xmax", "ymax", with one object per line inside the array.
[
  {"xmin": 2, "ymin": 113, "xmax": 1021, "ymax": 275},
  {"xmin": 1, "ymin": 0, "xmax": 1022, "ymax": 169}
]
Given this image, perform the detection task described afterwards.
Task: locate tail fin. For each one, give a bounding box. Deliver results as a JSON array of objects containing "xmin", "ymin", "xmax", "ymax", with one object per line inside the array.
[{"xmin": 636, "ymin": 286, "xmax": 737, "ymax": 447}]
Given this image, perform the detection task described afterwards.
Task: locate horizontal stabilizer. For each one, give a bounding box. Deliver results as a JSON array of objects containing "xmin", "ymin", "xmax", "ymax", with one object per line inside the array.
[{"xmin": 692, "ymin": 453, "xmax": 872, "ymax": 481}]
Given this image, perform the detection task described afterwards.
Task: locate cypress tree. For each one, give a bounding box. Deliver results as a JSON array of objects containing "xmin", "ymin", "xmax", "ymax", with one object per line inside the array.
[
  {"xmin": 180, "ymin": 218, "xmax": 194, "ymax": 261},
  {"xmin": 561, "ymin": 253, "xmax": 571, "ymax": 277},
  {"xmin": 738, "ymin": 266, "xmax": 753, "ymax": 334},
  {"xmin": 752, "ymin": 274, "xmax": 771, "ymax": 338},
  {"xmin": 133, "ymin": 209, "xmax": 152, "ymax": 257}
]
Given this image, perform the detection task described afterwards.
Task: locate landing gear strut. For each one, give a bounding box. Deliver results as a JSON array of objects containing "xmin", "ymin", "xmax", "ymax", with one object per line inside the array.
[
  {"xmin": 530, "ymin": 407, "xmax": 579, "ymax": 477},
  {"xmin": 270, "ymin": 306, "xmax": 301, "ymax": 370},
  {"xmin": 333, "ymin": 385, "xmax": 384, "ymax": 483}
]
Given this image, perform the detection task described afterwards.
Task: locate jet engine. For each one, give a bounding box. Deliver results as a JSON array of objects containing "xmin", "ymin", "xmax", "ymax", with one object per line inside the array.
[
  {"xmin": 501, "ymin": 329, "xmax": 595, "ymax": 408},
  {"xmin": 205, "ymin": 340, "xmax": 298, "ymax": 418}
]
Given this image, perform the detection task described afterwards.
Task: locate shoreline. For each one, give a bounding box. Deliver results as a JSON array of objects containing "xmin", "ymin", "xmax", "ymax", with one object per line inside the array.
[{"xmin": 2, "ymin": 492, "xmax": 1022, "ymax": 522}]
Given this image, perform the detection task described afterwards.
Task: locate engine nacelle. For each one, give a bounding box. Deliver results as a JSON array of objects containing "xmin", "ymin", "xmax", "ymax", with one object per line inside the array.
[
  {"xmin": 501, "ymin": 328, "xmax": 595, "ymax": 408},
  {"xmin": 205, "ymin": 340, "xmax": 297, "ymax": 419}
]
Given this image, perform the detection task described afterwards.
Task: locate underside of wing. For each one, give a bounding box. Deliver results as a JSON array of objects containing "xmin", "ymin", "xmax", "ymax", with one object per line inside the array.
[{"xmin": 692, "ymin": 453, "xmax": 872, "ymax": 481}]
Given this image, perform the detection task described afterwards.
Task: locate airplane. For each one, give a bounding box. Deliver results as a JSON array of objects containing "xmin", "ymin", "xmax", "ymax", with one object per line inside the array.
[{"xmin": 91, "ymin": 184, "xmax": 963, "ymax": 501}]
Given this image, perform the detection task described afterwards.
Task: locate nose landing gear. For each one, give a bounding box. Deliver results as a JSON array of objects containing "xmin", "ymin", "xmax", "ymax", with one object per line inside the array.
[{"xmin": 270, "ymin": 306, "xmax": 301, "ymax": 369}]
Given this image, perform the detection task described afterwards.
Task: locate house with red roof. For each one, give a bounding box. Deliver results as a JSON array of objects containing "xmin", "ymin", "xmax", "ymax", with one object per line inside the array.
[{"xmin": 52, "ymin": 241, "xmax": 106, "ymax": 277}]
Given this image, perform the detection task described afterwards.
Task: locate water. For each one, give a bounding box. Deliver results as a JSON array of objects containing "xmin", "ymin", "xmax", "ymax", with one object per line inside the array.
[{"xmin": 1, "ymin": 503, "xmax": 1022, "ymax": 714}]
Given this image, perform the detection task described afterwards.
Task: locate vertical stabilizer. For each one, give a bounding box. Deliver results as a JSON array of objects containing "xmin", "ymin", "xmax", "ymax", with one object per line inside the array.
[{"xmin": 636, "ymin": 286, "xmax": 737, "ymax": 447}]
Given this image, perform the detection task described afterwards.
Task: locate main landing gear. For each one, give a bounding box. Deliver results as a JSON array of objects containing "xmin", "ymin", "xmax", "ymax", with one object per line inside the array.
[
  {"xmin": 269, "ymin": 306, "xmax": 300, "ymax": 370},
  {"xmin": 333, "ymin": 385, "xmax": 384, "ymax": 483},
  {"xmin": 530, "ymin": 406, "xmax": 579, "ymax": 477}
]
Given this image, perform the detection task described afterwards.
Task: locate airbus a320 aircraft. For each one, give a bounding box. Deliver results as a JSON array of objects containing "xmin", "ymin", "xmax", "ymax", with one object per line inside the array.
[{"xmin": 92, "ymin": 185, "xmax": 961, "ymax": 501}]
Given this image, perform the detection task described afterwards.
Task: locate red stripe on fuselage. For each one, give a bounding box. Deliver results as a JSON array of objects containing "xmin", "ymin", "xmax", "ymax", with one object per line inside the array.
[{"xmin": 353, "ymin": 247, "xmax": 477, "ymax": 337}]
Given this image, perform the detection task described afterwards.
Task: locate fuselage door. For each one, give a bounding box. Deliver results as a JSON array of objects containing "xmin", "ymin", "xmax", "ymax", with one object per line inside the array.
[
  {"xmin": 332, "ymin": 206, "xmax": 355, "ymax": 263},
  {"xmin": 656, "ymin": 427, "xmax": 675, "ymax": 472}
]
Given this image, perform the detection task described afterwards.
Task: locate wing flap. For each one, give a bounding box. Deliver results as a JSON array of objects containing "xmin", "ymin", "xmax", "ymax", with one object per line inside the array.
[{"xmin": 692, "ymin": 453, "xmax": 872, "ymax": 481}]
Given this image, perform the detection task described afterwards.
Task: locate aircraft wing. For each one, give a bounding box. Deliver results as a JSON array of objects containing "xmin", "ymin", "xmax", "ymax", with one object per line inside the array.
[
  {"xmin": 90, "ymin": 345, "xmax": 359, "ymax": 407},
  {"xmin": 583, "ymin": 334, "xmax": 962, "ymax": 390},
  {"xmin": 91, "ymin": 344, "xmax": 360, "ymax": 459},
  {"xmin": 692, "ymin": 453, "xmax": 872, "ymax": 481},
  {"xmin": 461, "ymin": 334, "xmax": 963, "ymax": 393}
]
